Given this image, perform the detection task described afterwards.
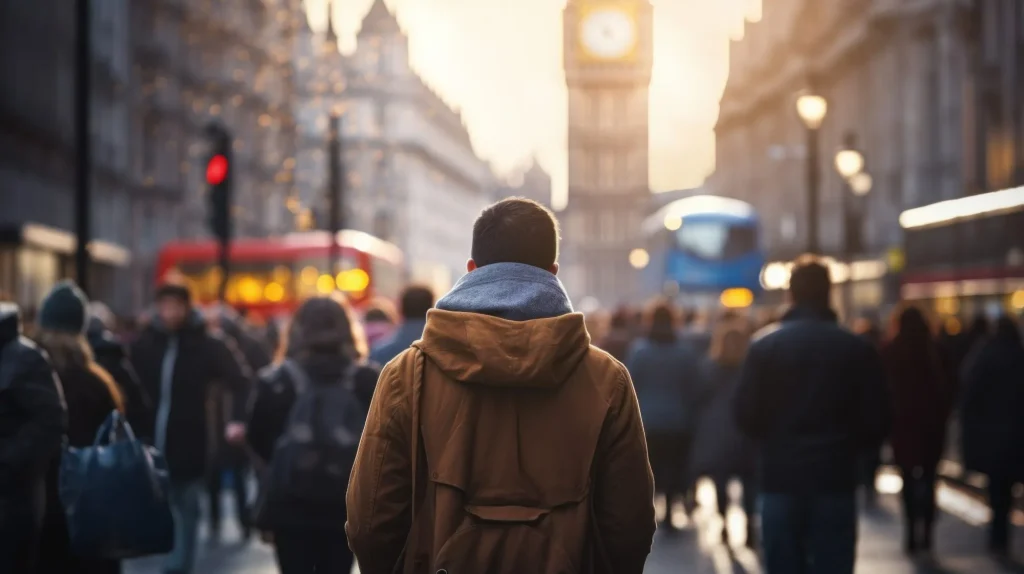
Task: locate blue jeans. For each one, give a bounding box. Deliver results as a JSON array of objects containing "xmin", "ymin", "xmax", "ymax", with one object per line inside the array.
[
  {"xmin": 761, "ymin": 492, "xmax": 857, "ymax": 574},
  {"xmin": 165, "ymin": 481, "xmax": 203, "ymax": 573}
]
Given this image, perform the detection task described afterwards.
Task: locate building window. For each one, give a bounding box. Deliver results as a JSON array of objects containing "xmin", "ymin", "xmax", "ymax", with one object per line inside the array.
[{"xmin": 598, "ymin": 151, "xmax": 615, "ymax": 189}]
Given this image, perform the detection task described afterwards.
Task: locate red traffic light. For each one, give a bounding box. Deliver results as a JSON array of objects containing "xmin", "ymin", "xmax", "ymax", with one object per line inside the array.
[{"xmin": 206, "ymin": 154, "xmax": 228, "ymax": 186}]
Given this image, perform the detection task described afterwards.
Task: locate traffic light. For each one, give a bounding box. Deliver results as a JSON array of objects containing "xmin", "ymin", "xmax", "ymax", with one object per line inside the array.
[{"xmin": 205, "ymin": 123, "xmax": 233, "ymax": 242}]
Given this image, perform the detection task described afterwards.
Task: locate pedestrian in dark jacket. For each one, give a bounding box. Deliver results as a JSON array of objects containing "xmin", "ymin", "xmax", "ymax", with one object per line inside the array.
[
  {"xmin": 881, "ymin": 305, "xmax": 952, "ymax": 554},
  {"xmin": 362, "ymin": 297, "xmax": 398, "ymax": 348},
  {"xmin": 33, "ymin": 281, "xmax": 126, "ymax": 574},
  {"xmin": 0, "ymin": 302, "xmax": 66, "ymax": 574},
  {"xmin": 960, "ymin": 315, "xmax": 1024, "ymax": 555},
  {"xmin": 596, "ymin": 306, "xmax": 635, "ymax": 363},
  {"xmin": 370, "ymin": 284, "xmax": 434, "ymax": 366},
  {"xmin": 690, "ymin": 322, "xmax": 757, "ymax": 547},
  {"xmin": 734, "ymin": 256, "xmax": 889, "ymax": 574},
  {"xmin": 86, "ymin": 303, "xmax": 153, "ymax": 438},
  {"xmin": 247, "ymin": 294, "xmax": 379, "ymax": 574},
  {"xmin": 626, "ymin": 299, "xmax": 703, "ymax": 532},
  {"xmin": 130, "ymin": 284, "xmax": 250, "ymax": 574}
]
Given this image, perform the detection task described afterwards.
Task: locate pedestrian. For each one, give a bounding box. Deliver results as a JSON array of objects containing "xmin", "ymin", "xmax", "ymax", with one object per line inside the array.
[
  {"xmin": 733, "ymin": 256, "xmax": 889, "ymax": 574},
  {"xmin": 86, "ymin": 301, "xmax": 153, "ymax": 439},
  {"xmin": 0, "ymin": 301, "xmax": 66, "ymax": 574},
  {"xmin": 370, "ymin": 285, "xmax": 434, "ymax": 365},
  {"xmin": 960, "ymin": 315, "xmax": 1024, "ymax": 556},
  {"xmin": 853, "ymin": 311, "xmax": 885, "ymax": 508},
  {"xmin": 346, "ymin": 197, "xmax": 656, "ymax": 574},
  {"xmin": 596, "ymin": 306, "xmax": 635, "ymax": 363},
  {"xmin": 32, "ymin": 281, "xmax": 126, "ymax": 574},
  {"xmin": 130, "ymin": 283, "xmax": 250, "ymax": 574},
  {"xmin": 247, "ymin": 294, "xmax": 379, "ymax": 574},
  {"xmin": 881, "ymin": 305, "xmax": 953, "ymax": 554},
  {"xmin": 689, "ymin": 322, "xmax": 757, "ymax": 547},
  {"xmin": 626, "ymin": 299, "xmax": 704, "ymax": 532},
  {"xmin": 362, "ymin": 297, "xmax": 398, "ymax": 348}
]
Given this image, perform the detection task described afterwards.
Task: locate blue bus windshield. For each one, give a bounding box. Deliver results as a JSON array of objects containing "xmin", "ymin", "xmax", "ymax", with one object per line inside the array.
[{"xmin": 675, "ymin": 220, "xmax": 757, "ymax": 261}]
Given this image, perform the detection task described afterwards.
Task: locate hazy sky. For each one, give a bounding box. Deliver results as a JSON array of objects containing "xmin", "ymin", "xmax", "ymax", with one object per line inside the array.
[{"xmin": 308, "ymin": 0, "xmax": 759, "ymax": 208}]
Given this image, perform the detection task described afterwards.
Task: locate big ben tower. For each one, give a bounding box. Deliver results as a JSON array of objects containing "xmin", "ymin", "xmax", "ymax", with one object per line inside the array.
[{"xmin": 562, "ymin": 0, "xmax": 652, "ymax": 308}]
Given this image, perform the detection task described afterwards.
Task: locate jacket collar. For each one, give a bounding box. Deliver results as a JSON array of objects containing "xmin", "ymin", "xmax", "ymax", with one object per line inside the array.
[
  {"xmin": 781, "ymin": 305, "xmax": 838, "ymax": 323},
  {"xmin": 0, "ymin": 302, "xmax": 20, "ymax": 347}
]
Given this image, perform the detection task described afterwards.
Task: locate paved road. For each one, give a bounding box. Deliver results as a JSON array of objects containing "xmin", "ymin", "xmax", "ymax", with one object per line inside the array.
[{"xmin": 126, "ymin": 477, "xmax": 1024, "ymax": 574}]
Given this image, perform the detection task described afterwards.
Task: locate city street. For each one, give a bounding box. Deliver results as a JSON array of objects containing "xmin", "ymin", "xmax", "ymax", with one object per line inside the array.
[{"xmin": 125, "ymin": 475, "xmax": 1024, "ymax": 574}]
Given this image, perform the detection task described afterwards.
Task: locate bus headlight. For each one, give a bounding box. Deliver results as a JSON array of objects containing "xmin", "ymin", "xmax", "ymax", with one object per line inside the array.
[{"xmin": 720, "ymin": 288, "xmax": 754, "ymax": 309}]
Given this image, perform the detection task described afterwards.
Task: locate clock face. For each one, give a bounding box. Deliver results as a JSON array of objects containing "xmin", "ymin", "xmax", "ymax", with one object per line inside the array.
[{"xmin": 580, "ymin": 8, "xmax": 637, "ymax": 60}]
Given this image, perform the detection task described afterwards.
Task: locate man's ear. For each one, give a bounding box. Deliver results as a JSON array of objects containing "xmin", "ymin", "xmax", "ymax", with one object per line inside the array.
[
  {"xmin": 549, "ymin": 262, "xmax": 559, "ymax": 275},
  {"xmin": 467, "ymin": 259, "xmax": 477, "ymax": 273}
]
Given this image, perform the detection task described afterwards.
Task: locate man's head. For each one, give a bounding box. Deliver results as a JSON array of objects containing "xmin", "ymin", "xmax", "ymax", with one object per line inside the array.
[
  {"xmin": 788, "ymin": 254, "xmax": 832, "ymax": 309},
  {"xmin": 155, "ymin": 283, "xmax": 191, "ymax": 331},
  {"xmin": 400, "ymin": 285, "xmax": 434, "ymax": 322},
  {"xmin": 469, "ymin": 197, "xmax": 560, "ymax": 274}
]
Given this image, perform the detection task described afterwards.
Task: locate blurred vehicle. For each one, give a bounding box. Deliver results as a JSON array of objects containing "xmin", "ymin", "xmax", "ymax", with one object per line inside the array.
[
  {"xmin": 155, "ymin": 230, "xmax": 404, "ymax": 321},
  {"xmin": 899, "ymin": 185, "xmax": 1024, "ymax": 327},
  {"xmin": 641, "ymin": 195, "xmax": 765, "ymax": 310}
]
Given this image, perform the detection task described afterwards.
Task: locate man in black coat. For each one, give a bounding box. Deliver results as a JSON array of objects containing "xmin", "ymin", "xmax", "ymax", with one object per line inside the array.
[
  {"xmin": 734, "ymin": 256, "xmax": 889, "ymax": 574},
  {"xmin": 0, "ymin": 302, "xmax": 66, "ymax": 573},
  {"xmin": 130, "ymin": 285, "xmax": 249, "ymax": 574}
]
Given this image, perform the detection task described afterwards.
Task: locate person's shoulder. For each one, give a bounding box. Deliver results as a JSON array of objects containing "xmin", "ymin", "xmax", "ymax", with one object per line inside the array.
[{"xmin": 580, "ymin": 345, "xmax": 631, "ymax": 399}]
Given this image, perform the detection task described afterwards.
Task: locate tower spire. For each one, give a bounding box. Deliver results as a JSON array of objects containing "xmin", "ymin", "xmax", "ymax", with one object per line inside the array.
[{"xmin": 325, "ymin": 0, "xmax": 338, "ymax": 43}]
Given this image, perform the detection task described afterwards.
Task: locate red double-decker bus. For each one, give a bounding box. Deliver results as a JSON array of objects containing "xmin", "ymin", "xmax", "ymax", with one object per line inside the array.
[{"xmin": 155, "ymin": 230, "xmax": 404, "ymax": 320}]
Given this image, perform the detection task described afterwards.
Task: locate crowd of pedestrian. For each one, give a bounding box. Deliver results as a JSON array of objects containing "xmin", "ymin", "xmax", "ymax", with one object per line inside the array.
[{"xmin": 2, "ymin": 196, "xmax": 1023, "ymax": 574}]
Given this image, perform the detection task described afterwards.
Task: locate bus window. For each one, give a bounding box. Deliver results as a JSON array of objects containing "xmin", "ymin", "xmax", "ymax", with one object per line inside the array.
[
  {"xmin": 177, "ymin": 262, "xmax": 295, "ymax": 306},
  {"xmin": 675, "ymin": 222, "xmax": 757, "ymax": 261}
]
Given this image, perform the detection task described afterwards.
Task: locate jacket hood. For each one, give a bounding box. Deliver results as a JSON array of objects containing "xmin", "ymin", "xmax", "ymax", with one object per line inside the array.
[
  {"xmin": 0, "ymin": 302, "xmax": 20, "ymax": 346},
  {"xmin": 435, "ymin": 262, "xmax": 573, "ymax": 321},
  {"xmin": 416, "ymin": 309, "xmax": 590, "ymax": 389}
]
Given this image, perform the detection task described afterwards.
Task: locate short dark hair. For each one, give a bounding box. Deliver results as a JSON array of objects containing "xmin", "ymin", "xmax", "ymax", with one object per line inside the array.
[
  {"xmin": 789, "ymin": 255, "xmax": 831, "ymax": 308},
  {"xmin": 155, "ymin": 283, "xmax": 191, "ymax": 305},
  {"xmin": 400, "ymin": 285, "xmax": 434, "ymax": 321},
  {"xmin": 471, "ymin": 197, "xmax": 560, "ymax": 270}
]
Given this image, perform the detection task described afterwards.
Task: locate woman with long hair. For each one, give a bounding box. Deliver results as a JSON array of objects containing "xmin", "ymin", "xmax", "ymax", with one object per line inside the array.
[
  {"xmin": 246, "ymin": 293, "xmax": 380, "ymax": 573},
  {"xmin": 33, "ymin": 281, "xmax": 125, "ymax": 574},
  {"xmin": 690, "ymin": 322, "xmax": 758, "ymax": 546},
  {"xmin": 881, "ymin": 305, "xmax": 952, "ymax": 554},
  {"xmin": 625, "ymin": 299, "xmax": 704, "ymax": 532}
]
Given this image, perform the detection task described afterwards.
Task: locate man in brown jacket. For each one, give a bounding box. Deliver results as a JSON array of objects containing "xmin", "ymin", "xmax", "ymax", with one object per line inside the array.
[{"xmin": 347, "ymin": 198, "xmax": 656, "ymax": 574}]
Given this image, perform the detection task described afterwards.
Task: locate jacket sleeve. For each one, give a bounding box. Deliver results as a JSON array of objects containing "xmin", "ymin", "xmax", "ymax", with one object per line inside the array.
[
  {"xmin": 592, "ymin": 366, "xmax": 656, "ymax": 574},
  {"xmin": 733, "ymin": 341, "xmax": 770, "ymax": 438},
  {"xmin": 346, "ymin": 356, "xmax": 413, "ymax": 574},
  {"xmin": 208, "ymin": 334, "xmax": 252, "ymax": 422},
  {"xmin": 856, "ymin": 345, "xmax": 890, "ymax": 449},
  {"xmin": 0, "ymin": 346, "xmax": 67, "ymax": 489}
]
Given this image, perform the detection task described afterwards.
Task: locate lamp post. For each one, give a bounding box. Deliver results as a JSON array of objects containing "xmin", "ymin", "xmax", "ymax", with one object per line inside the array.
[
  {"xmin": 796, "ymin": 91, "xmax": 828, "ymax": 254},
  {"xmin": 834, "ymin": 132, "xmax": 872, "ymax": 322}
]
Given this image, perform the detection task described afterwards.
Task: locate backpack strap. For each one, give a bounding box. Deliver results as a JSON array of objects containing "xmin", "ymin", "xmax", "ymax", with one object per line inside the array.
[
  {"xmin": 280, "ymin": 359, "xmax": 313, "ymax": 395},
  {"xmin": 393, "ymin": 349, "xmax": 426, "ymax": 574}
]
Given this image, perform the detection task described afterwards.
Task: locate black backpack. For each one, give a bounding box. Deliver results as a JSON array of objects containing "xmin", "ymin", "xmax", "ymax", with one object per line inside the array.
[{"xmin": 263, "ymin": 360, "xmax": 366, "ymax": 507}]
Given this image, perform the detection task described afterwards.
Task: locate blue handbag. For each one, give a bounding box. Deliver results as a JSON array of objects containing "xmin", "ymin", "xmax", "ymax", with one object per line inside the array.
[{"xmin": 59, "ymin": 410, "xmax": 175, "ymax": 559}]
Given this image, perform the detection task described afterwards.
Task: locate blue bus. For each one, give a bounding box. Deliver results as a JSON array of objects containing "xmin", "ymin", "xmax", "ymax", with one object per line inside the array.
[{"xmin": 641, "ymin": 195, "xmax": 765, "ymax": 307}]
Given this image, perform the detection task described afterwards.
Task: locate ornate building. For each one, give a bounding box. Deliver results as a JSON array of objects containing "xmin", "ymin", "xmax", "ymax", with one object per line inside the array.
[
  {"xmin": 293, "ymin": 0, "xmax": 496, "ymax": 296},
  {"xmin": 561, "ymin": 0, "xmax": 654, "ymax": 308},
  {"xmin": 0, "ymin": 0, "xmax": 299, "ymax": 311},
  {"xmin": 496, "ymin": 159, "xmax": 554, "ymax": 210},
  {"xmin": 710, "ymin": 0, "xmax": 974, "ymax": 262}
]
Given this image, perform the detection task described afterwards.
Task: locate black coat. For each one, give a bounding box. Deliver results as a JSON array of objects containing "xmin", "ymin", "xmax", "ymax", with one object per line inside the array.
[
  {"xmin": 246, "ymin": 353, "xmax": 379, "ymax": 532},
  {"xmin": 733, "ymin": 306, "xmax": 890, "ymax": 494},
  {"xmin": 87, "ymin": 318, "xmax": 153, "ymax": 438},
  {"xmin": 960, "ymin": 335, "xmax": 1024, "ymax": 478},
  {"xmin": 38, "ymin": 360, "xmax": 122, "ymax": 574},
  {"xmin": 0, "ymin": 305, "xmax": 65, "ymax": 571},
  {"xmin": 130, "ymin": 311, "xmax": 249, "ymax": 483}
]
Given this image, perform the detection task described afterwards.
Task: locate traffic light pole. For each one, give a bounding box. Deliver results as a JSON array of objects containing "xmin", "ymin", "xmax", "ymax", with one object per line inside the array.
[
  {"xmin": 75, "ymin": 0, "xmax": 91, "ymax": 294},
  {"xmin": 204, "ymin": 122, "xmax": 233, "ymax": 302},
  {"xmin": 327, "ymin": 114, "xmax": 344, "ymax": 276}
]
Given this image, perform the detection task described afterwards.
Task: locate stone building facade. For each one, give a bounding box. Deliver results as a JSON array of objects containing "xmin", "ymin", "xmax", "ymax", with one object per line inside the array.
[
  {"xmin": 293, "ymin": 0, "xmax": 496, "ymax": 296},
  {"xmin": 0, "ymin": 0, "xmax": 299, "ymax": 311},
  {"xmin": 709, "ymin": 0, "xmax": 979, "ymax": 313}
]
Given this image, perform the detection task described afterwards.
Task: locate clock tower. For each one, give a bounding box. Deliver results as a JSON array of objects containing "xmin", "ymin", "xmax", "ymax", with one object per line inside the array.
[{"xmin": 562, "ymin": 0, "xmax": 653, "ymax": 308}]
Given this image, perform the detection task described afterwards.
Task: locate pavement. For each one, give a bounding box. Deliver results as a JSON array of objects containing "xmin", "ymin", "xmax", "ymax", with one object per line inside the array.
[{"xmin": 125, "ymin": 474, "xmax": 1024, "ymax": 574}]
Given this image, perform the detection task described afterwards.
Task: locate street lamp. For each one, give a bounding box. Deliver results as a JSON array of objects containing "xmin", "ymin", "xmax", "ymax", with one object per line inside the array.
[
  {"xmin": 629, "ymin": 248, "xmax": 650, "ymax": 270},
  {"xmin": 796, "ymin": 91, "xmax": 827, "ymax": 253},
  {"xmin": 849, "ymin": 172, "xmax": 873, "ymax": 196},
  {"xmin": 834, "ymin": 149, "xmax": 865, "ymax": 180}
]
